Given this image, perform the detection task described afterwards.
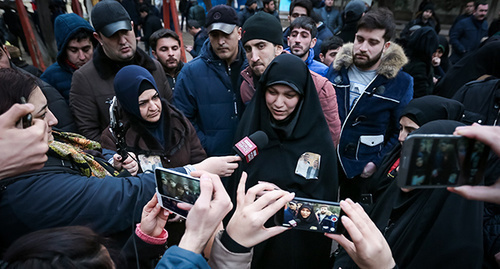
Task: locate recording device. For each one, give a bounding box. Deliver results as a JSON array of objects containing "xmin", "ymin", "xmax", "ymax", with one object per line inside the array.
[
  {"xmin": 274, "ymin": 197, "xmax": 345, "ymax": 234},
  {"xmin": 233, "ymin": 131, "xmax": 269, "ymax": 163},
  {"xmin": 19, "ymin": 97, "xmax": 32, "ymax": 129},
  {"xmin": 108, "ymin": 96, "xmax": 128, "ymax": 161},
  {"xmin": 398, "ymin": 134, "xmax": 490, "ymax": 188},
  {"xmin": 155, "ymin": 167, "xmax": 201, "ymax": 218}
]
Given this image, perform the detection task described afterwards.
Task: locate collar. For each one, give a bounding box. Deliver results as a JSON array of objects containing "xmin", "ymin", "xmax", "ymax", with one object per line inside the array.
[{"xmin": 93, "ymin": 45, "xmax": 157, "ymax": 80}]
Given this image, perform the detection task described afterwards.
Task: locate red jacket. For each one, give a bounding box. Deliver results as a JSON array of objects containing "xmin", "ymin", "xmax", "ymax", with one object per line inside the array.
[{"xmin": 240, "ymin": 66, "xmax": 341, "ymax": 145}]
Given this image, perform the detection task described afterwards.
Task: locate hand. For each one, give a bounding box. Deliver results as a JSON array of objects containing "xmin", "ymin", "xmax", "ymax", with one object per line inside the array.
[
  {"xmin": 326, "ymin": 199, "xmax": 395, "ymax": 269},
  {"xmin": 0, "ymin": 104, "xmax": 48, "ymax": 180},
  {"xmin": 431, "ymin": 56, "xmax": 441, "ymax": 67},
  {"xmin": 193, "ymin": 156, "xmax": 241, "ymax": 177},
  {"xmin": 178, "ymin": 171, "xmax": 233, "ymax": 254},
  {"xmin": 448, "ymin": 124, "xmax": 500, "ymax": 204},
  {"xmin": 140, "ymin": 194, "xmax": 170, "ymax": 237},
  {"xmin": 185, "ymin": 45, "xmax": 193, "ymax": 52},
  {"xmin": 360, "ymin": 162, "xmax": 376, "ymax": 178},
  {"xmin": 226, "ymin": 172, "xmax": 294, "ymax": 247},
  {"xmin": 113, "ymin": 152, "xmax": 139, "ymax": 176}
]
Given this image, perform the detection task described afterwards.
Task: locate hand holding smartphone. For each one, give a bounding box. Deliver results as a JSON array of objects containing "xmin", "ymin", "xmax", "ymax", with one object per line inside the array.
[
  {"xmin": 155, "ymin": 168, "xmax": 201, "ymax": 218},
  {"xmin": 274, "ymin": 197, "xmax": 345, "ymax": 234},
  {"xmin": 398, "ymin": 134, "xmax": 490, "ymax": 188}
]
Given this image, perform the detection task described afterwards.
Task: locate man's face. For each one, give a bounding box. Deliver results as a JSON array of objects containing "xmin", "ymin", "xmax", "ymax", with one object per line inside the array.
[
  {"xmin": 465, "ymin": 1, "xmax": 475, "ymax": 15},
  {"xmin": 264, "ymin": 1, "xmax": 275, "ymax": 12},
  {"xmin": 152, "ymin": 37, "xmax": 181, "ymax": 71},
  {"xmin": 288, "ymin": 27, "xmax": 316, "ymax": 60},
  {"xmin": 94, "ymin": 24, "xmax": 137, "ymax": 62},
  {"xmin": 0, "ymin": 46, "xmax": 11, "ymax": 69},
  {"xmin": 66, "ymin": 38, "xmax": 93, "ymax": 69},
  {"xmin": 353, "ymin": 28, "xmax": 388, "ymax": 71},
  {"xmin": 249, "ymin": 3, "xmax": 257, "ymax": 10},
  {"xmin": 319, "ymin": 47, "xmax": 340, "ymax": 67},
  {"xmin": 320, "ymin": 206, "xmax": 327, "ymax": 214},
  {"xmin": 288, "ymin": 6, "xmax": 308, "ymax": 23},
  {"xmin": 209, "ymin": 27, "xmax": 241, "ymax": 64},
  {"xmin": 474, "ymin": 4, "xmax": 488, "ymax": 21},
  {"xmin": 244, "ymin": 39, "xmax": 282, "ymax": 77},
  {"xmin": 422, "ymin": 10, "xmax": 433, "ymax": 20},
  {"xmin": 325, "ymin": 0, "xmax": 334, "ymax": 7}
]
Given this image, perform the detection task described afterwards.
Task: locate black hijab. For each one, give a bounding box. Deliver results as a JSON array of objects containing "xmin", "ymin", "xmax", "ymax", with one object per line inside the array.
[
  {"xmin": 296, "ymin": 203, "xmax": 320, "ymax": 229},
  {"xmin": 401, "ymin": 95, "xmax": 464, "ymax": 126},
  {"xmin": 335, "ymin": 120, "xmax": 484, "ymax": 269},
  {"xmin": 229, "ymin": 54, "xmax": 338, "ymax": 269},
  {"xmin": 405, "ymin": 26, "xmax": 438, "ymax": 64}
]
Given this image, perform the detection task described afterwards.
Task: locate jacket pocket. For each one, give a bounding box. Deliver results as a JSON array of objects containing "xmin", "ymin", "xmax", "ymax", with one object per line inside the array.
[{"xmin": 356, "ymin": 135, "xmax": 384, "ymax": 160}]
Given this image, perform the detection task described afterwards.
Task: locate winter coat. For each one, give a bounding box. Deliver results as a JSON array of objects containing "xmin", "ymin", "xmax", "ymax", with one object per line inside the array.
[
  {"xmin": 327, "ymin": 43, "xmax": 413, "ymax": 179},
  {"xmin": 139, "ymin": 13, "xmax": 163, "ymax": 51},
  {"xmin": 189, "ymin": 28, "xmax": 208, "ymax": 58},
  {"xmin": 70, "ymin": 46, "xmax": 173, "ymax": 142},
  {"xmin": 41, "ymin": 13, "xmax": 94, "ymax": 103},
  {"xmin": 174, "ymin": 39, "xmax": 248, "ymax": 156},
  {"xmin": 165, "ymin": 61, "xmax": 184, "ymax": 92},
  {"xmin": 399, "ymin": 16, "xmax": 438, "ymax": 46},
  {"xmin": 315, "ymin": 6, "xmax": 342, "ymax": 34},
  {"xmin": 238, "ymin": 6, "xmax": 256, "ymax": 26},
  {"xmin": 240, "ymin": 65, "xmax": 341, "ymax": 145},
  {"xmin": 449, "ymin": 16, "xmax": 488, "ymax": 64},
  {"xmin": 101, "ymin": 100, "xmax": 207, "ymax": 171}
]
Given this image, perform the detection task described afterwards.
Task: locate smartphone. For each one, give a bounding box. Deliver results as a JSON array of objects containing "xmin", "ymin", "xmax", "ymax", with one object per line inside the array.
[
  {"xmin": 19, "ymin": 97, "xmax": 32, "ymax": 128},
  {"xmin": 398, "ymin": 134, "xmax": 490, "ymax": 188},
  {"xmin": 155, "ymin": 167, "xmax": 201, "ymax": 218},
  {"xmin": 274, "ymin": 197, "xmax": 345, "ymax": 234}
]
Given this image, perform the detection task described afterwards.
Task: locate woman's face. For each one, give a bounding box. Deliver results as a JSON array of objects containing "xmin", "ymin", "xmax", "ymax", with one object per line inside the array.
[
  {"xmin": 28, "ymin": 86, "xmax": 58, "ymax": 141},
  {"xmin": 300, "ymin": 207, "xmax": 311, "ymax": 218},
  {"xmin": 399, "ymin": 116, "xmax": 420, "ymax": 145},
  {"xmin": 138, "ymin": 89, "xmax": 162, "ymax": 123},
  {"xmin": 265, "ymin": 84, "xmax": 300, "ymax": 121}
]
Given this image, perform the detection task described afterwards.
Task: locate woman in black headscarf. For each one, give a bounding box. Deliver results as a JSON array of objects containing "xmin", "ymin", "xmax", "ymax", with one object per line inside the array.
[
  {"xmin": 227, "ymin": 54, "xmax": 338, "ymax": 269},
  {"xmin": 295, "ymin": 203, "xmax": 320, "ymax": 230},
  {"xmin": 367, "ymin": 95, "xmax": 465, "ymax": 202},
  {"xmin": 334, "ymin": 120, "xmax": 483, "ymax": 269}
]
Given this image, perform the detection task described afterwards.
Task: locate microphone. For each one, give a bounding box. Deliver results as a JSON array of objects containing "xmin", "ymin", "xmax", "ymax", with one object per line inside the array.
[{"xmin": 233, "ymin": 131, "xmax": 269, "ymax": 163}]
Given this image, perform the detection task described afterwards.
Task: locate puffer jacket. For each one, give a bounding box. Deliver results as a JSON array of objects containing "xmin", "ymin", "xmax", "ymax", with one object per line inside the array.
[
  {"xmin": 41, "ymin": 13, "xmax": 94, "ymax": 102},
  {"xmin": 327, "ymin": 43, "xmax": 413, "ymax": 178},
  {"xmin": 285, "ymin": 47, "xmax": 328, "ymax": 77},
  {"xmin": 240, "ymin": 65, "xmax": 341, "ymax": 145},
  {"xmin": 174, "ymin": 39, "xmax": 248, "ymax": 156}
]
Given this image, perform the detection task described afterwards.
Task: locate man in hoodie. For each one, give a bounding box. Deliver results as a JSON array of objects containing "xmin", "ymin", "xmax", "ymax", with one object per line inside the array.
[
  {"xmin": 327, "ymin": 8, "xmax": 413, "ymax": 201},
  {"xmin": 41, "ymin": 13, "xmax": 95, "ymax": 104}
]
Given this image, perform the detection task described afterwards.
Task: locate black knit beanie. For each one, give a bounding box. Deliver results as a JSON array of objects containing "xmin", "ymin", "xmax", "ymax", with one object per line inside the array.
[{"xmin": 241, "ymin": 12, "xmax": 283, "ymax": 46}]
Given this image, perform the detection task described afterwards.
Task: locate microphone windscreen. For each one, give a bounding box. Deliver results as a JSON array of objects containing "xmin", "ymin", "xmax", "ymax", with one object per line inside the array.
[{"xmin": 248, "ymin": 130, "xmax": 268, "ymax": 149}]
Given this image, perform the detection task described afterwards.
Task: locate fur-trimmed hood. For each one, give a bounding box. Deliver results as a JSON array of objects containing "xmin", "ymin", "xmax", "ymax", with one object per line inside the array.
[{"xmin": 333, "ymin": 42, "xmax": 408, "ymax": 79}]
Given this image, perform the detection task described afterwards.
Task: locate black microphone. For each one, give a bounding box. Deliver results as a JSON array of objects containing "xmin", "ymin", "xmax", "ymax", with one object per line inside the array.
[{"xmin": 233, "ymin": 131, "xmax": 269, "ymax": 163}]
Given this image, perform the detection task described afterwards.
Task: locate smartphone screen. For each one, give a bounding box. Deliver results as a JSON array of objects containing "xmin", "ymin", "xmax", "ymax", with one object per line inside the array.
[
  {"xmin": 155, "ymin": 168, "xmax": 201, "ymax": 218},
  {"xmin": 398, "ymin": 134, "xmax": 489, "ymax": 188},
  {"xmin": 276, "ymin": 197, "xmax": 344, "ymax": 234}
]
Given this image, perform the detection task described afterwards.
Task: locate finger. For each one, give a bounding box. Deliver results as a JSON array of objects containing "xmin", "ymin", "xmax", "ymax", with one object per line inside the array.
[
  {"xmin": 337, "ymin": 215, "xmax": 360, "ymax": 253},
  {"xmin": 223, "ymin": 155, "xmax": 242, "ymax": 162},
  {"xmin": 259, "ymin": 191, "xmax": 295, "ymax": 220},
  {"xmin": 448, "ymin": 185, "xmax": 500, "ymax": 204},
  {"xmin": 0, "ymin": 103, "xmax": 35, "ymax": 128},
  {"xmin": 177, "ymin": 202, "xmax": 193, "ymax": 211},
  {"xmin": 195, "ymin": 174, "xmax": 213, "ymax": 206},
  {"xmin": 236, "ymin": 172, "xmax": 248, "ymax": 207},
  {"xmin": 244, "ymin": 182, "xmax": 281, "ymax": 206},
  {"xmin": 257, "ymin": 181, "xmax": 282, "ymax": 190},
  {"xmin": 143, "ymin": 195, "xmax": 158, "ymax": 212},
  {"xmin": 325, "ymin": 233, "xmax": 355, "ymax": 254},
  {"xmin": 226, "ymin": 162, "xmax": 239, "ymax": 170},
  {"xmin": 262, "ymin": 226, "xmax": 290, "ymax": 239}
]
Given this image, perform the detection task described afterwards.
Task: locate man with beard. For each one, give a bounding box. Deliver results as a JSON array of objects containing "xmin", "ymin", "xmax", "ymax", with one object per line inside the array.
[
  {"xmin": 326, "ymin": 8, "xmax": 413, "ymax": 201},
  {"xmin": 150, "ymin": 29, "xmax": 183, "ymax": 92},
  {"xmin": 449, "ymin": 2, "xmax": 489, "ymax": 64},
  {"xmin": 262, "ymin": 0, "xmax": 279, "ymax": 20},
  {"xmin": 286, "ymin": 16, "xmax": 328, "ymax": 77},
  {"xmin": 70, "ymin": 0, "xmax": 172, "ymax": 141},
  {"xmin": 174, "ymin": 5, "xmax": 248, "ymax": 156}
]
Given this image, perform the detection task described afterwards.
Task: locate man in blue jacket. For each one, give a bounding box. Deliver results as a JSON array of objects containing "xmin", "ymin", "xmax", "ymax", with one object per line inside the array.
[
  {"xmin": 286, "ymin": 16, "xmax": 328, "ymax": 77},
  {"xmin": 449, "ymin": 2, "xmax": 489, "ymax": 64},
  {"xmin": 174, "ymin": 5, "xmax": 248, "ymax": 156},
  {"xmin": 41, "ymin": 13, "xmax": 95, "ymax": 103},
  {"xmin": 327, "ymin": 8, "xmax": 413, "ymax": 201}
]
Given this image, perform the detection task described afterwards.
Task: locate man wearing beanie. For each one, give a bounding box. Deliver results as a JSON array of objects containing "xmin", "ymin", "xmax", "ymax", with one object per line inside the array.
[
  {"xmin": 69, "ymin": 0, "xmax": 172, "ymax": 141},
  {"xmin": 240, "ymin": 12, "xmax": 340, "ymax": 145},
  {"xmin": 174, "ymin": 5, "xmax": 248, "ymax": 156},
  {"xmin": 238, "ymin": 0, "xmax": 258, "ymax": 26}
]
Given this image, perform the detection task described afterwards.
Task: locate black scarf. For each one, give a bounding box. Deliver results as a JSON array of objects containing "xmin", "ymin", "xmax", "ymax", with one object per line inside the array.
[{"xmin": 92, "ymin": 45, "xmax": 157, "ymax": 80}]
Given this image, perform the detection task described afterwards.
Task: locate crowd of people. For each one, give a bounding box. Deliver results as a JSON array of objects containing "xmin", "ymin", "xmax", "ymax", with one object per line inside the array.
[{"xmin": 0, "ymin": 0, "xmax": 500, "ymax": 268}]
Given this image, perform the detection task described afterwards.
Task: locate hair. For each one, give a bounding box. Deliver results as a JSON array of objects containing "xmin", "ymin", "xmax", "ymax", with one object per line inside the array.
[
  {"xmin": 69, "ymin": 28, "xmax": 97, "ymax": 49},
  {"xmin": 289, "ymin": 16, "xmax": 318, "ymax": 38},
  {"xmin": 310, "ymin": 10, "xmax": 322, "ymax": 24},
  {"xmin": 289, "ymin": 0, "xmax": 312, "ymax": 16},
  {"xmin": 475, "ymin": 1, "xmax": 487, "ymax": 9},
  {"xmin": 0, "ymin": 68, "xmax": 37, "ymax": 115},
  {"xmin": 3, "ymin": 226, "xmax": 115, "ymax": 269},
  {"xmin": 149, "ymin": 28, "xmax": 181, "ymax": 51},
  {"xmin": 139, "ymin": 4, "xmax": 150, "ymax": 13},
  {"xmin": 187, "ymin": 19, "xmax": 202, "ymax": 29},
  {"xmin": 263, "ymin": 0, "xmax": 274, "ymax": 5},
  {"xmin": 357, "ymin": 7, "xmax": 395, "ymax": 42},
  {"xmin": 320, "ymin": 36, "xmax": 343, "ymax": 55}
]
